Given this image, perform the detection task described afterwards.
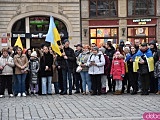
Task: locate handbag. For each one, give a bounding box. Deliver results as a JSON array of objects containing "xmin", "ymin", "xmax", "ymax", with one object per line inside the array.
[{"xmin": 76, "ymin": 66, "xmax": 82, "ymax": 73}]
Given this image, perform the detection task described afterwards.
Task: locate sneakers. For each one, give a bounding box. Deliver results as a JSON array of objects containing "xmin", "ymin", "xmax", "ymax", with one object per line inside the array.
[
  {"xmin": 0, "ymin": 95, "xmax": 4, "ymax": 98},
  {"xmin": 22, "ymin": 93, "xmax": 26, "ymax": 97},
  {"xmin": 17, "ymin": 93, "xmax": 21, "ymax": 97},
  {"xmin": 9, "ymin": 94, "xmax": 14, "ymax": 97}
]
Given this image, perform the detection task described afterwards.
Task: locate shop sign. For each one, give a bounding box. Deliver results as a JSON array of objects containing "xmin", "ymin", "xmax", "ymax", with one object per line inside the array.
[
  {"xmin": 31, "ymin": 33, "xmax": 46, "ymax": 38},
  {"xmin": 133, "ymin": 19, "xmax": 151, "ymax": 23},
  {"xmin": 1, "ymin": 37, "xmax": 8, "ymax": 47},
  {"xmin": 12, "ymin": 34, "xmax": 25, "ymax": 37}
]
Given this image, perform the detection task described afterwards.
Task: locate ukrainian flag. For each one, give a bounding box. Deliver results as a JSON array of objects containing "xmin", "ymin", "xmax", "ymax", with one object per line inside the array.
[
  {"xmin": 133, "ymin": 49, "xmax": 154, "ymax": 72},
  {"xmin": 45, "ymin": 16, "xmax": 62, "ymax": 56}
]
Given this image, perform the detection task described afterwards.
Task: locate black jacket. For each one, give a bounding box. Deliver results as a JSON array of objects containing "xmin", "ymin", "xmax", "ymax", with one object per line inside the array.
[
  {"xmin": 40, "ymin": 52, "xmax": 53, "ymax": 77},
  {"xmin": 105, "ymin": 46, "xmax": 115, "ymax": 62},
  {"xmin": 57, "ymin": 47, "xmax": 76, "ymax": 71}
]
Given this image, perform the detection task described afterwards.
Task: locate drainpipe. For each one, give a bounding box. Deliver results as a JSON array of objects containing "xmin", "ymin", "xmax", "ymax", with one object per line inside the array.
[{"xmin": 79, "ymin": 0, "xmax": 82, "ymax": 44}]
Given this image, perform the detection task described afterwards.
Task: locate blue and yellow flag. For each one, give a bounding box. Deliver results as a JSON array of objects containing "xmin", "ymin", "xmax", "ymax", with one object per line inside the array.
[
  {"xmin": 14, "ymin": 34, "xmax": 23, "ymax": 50},
  {"xmin": 45, "ymin": 16, "xmax": 62, "ymax": 56},
  {"xmin": 133, "ymin": 49, "xmax": 154, "ymax": 72}
]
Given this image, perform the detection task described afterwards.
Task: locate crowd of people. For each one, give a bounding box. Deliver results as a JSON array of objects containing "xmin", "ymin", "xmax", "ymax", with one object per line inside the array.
[{"xmin": 0, "ymin": 38, "xmax": 160, "ymax": 98}]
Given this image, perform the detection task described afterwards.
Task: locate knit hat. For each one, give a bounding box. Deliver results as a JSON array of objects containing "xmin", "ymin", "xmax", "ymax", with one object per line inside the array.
[{"xmin": 31, "ymin": 51, "xmax": 37, "ymax": 57}]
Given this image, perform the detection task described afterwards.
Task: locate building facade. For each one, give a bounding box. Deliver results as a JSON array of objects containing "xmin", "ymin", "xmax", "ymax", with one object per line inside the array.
[
  {"xmin": 0, "ymin": 0, "xmax": 80, "ymax": 49},
  {"xmin": 81, "ymin": 0, "xmax": 160, "ymax": 47}
]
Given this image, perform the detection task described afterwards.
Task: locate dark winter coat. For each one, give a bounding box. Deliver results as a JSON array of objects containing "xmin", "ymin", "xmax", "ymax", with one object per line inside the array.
[
  {"xmin": 105, "ymin": 46, "xmax": 115, "ymax": 62},
  {"xmin": 40, "ymin": 52, "xmax": 53, "ymax": 77},
  {"xmin": 154, "ymin": 60, "xmax": 160, "ymax": 78},
  {"xmin": 138, "ymin": 55, "xmax": 149, "ymax": 75},
  {"xmin": 103, "ymin": 54, "xmax": 111, "ymax": 75},
  {"xmin": 57, "ymin": 47, "xmax": 76, "ymax": 71}
]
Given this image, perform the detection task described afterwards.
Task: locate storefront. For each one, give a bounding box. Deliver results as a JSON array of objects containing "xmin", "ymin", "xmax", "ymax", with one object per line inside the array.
[
  {"xmin": 127, "ymin": 18, "xmax": 157, "ymax": 44},
  {"xmin": 11, "ymin": 16, "xmax": 68, "ymax": 49},
  {"xmin": 89, "ymin": 20, "xmax": 119, "ymax": 47}
]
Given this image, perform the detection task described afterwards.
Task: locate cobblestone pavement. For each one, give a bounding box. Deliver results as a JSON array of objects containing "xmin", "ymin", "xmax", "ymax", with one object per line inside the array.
[{"xmin": 0, "ymin": 93, "xmax": 159, "ymax": 120}]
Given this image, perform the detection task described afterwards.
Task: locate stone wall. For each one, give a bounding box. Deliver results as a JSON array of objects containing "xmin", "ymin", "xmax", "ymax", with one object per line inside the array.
[{"xmin": 0, "ymin": 0, "xmax": 80, "ymax": 49}]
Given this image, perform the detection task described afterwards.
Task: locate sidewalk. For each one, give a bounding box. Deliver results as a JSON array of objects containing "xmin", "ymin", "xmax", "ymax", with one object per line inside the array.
[{"xmin": 0, "ymin": 93, "xmax": 159, "ymax": 120}]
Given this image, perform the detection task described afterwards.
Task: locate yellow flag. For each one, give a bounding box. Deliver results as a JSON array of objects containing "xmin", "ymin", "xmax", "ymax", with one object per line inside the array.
[{"xmin": 14, "ymin": 35, "xmax": 23, "ymax": 50}]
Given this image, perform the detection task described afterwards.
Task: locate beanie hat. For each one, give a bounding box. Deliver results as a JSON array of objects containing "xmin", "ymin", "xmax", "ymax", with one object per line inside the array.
[{"xmin": 31, "ymin": 51, "xmax": 37, "ymax": 57}]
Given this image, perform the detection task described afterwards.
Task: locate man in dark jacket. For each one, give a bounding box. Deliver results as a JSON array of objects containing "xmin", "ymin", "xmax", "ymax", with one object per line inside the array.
[
  {"xmin": 58, "ymin": 39, "xmax": 76, "ymax": 95},
  {"xmin": 73, "ymin": 44, "xmax": 83, "ymax": 93}
]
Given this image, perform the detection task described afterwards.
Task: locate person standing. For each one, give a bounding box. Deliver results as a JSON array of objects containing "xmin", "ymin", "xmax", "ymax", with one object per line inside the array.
[
  {"xmin": 29, "ymin": 51, "xmax": 40, "ymax": 95},
  {"xmin": 126, "ymin": 46, "xmax": 138, "ymax": 95},
  {"xmin": 0, "ymin": 48, "xmax": 14, "ymax": 98},
  {"xmin": 77, "ymin": 45, "xmax": 92, "ymax": 95},
  {"xmin": 110, "ymin": 51, "xmax": 125, "ymax": 95},
  {"xmin": 134, "ymin": 43, "xmax": 154, "ymax": 95},
  {"xmin": 59, "ymin": 39, "xmax": 76, "ymax": 95},
  {"xmin": 74, "ymin": 44, "xmax": 83, "ymax": 94},
  {"xmin": 14, "ymin": 47, "xmax": 29, "ymax": 97},
  {"xmin": 105, "ymin": 42, "xmax": 115, "ymax": 92},
  {"xmin": 40, "ymin": 45, "xmax": 53, "ymax": 95},
  {"xmin": 87, "ymin": 47, "xmax": 105, "ymax": 95}
]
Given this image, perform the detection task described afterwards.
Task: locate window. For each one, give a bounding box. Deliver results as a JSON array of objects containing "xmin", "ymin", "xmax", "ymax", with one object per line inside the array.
[
  {"xmin": 89, "ymin": 0, "xmax": 118, "ymax": 18},
  {"xmin": 127, "ymin": 26, "xmax": 156, "ymax": 44},
  {"xmin": 12, "ymin": 18, "xmax": 25, "ymax": 33},
  {"xmin": 90, "ymin": 28, "xmax": 118, "ymax": 47},
  {"xmin": 128, "ymin": 0, "xmax": 156, "ymax": 16}
]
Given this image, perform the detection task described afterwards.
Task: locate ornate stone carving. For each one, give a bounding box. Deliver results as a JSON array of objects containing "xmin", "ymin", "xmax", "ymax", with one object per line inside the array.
[
  {"xmin": 58, "ymin": 5, "xmax": 68, "ymax": 18},
  {"xmin": 16, "ymin": 5, "xmax": 21, "ymax": 15}
]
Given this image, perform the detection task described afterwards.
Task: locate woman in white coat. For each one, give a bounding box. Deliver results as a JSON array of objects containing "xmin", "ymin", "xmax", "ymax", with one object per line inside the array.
[{"xmin": 87, "ymin": 47, "xmax": 105, "ymax": 95}]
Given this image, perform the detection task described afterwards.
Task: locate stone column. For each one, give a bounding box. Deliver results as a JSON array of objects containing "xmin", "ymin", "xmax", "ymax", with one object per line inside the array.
[{"xmin": 25, "ymin": 17, "xmax": 30, "ymax": 49}]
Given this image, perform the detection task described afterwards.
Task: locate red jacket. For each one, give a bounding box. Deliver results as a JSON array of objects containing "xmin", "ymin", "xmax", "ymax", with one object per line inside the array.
[{"xmin": 110, "ymin": 58, "xmax": 125, "ymax": 80}]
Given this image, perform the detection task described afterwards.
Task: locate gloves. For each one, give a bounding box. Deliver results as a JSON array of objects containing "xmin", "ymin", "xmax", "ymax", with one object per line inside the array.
[
  {"xmin": 110, "ymin": 74, "xmax": 112, "ymax": 78},
  {"xmin": 121, "ymin": 74, "xmax": 125, "ymax": 78}
]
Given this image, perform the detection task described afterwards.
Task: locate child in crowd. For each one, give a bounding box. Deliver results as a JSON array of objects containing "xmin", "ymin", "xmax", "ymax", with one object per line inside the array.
[
  {"xmin": 29, "ymin": 51, "xmax": 40, "ymax": 95},
  {"xmin": 110, "ymin": 51, "xmax": 125, "ymax": 95}
]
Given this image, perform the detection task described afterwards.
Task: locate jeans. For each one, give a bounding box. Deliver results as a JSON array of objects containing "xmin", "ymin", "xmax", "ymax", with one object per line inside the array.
[
  {"xmin": 53, "ymin": 82, "xmax": 59, "ymax": 94},
  {"xmin": 62, "ymin": 69, "xmax": 72, "ymax": 93},
  {"xmin": 75, "ymin": 72, "xmax": 82, "ymax": 92},
  {"xmin": 158, "ymin": 78, "xmax": 160, "ymax": 91},
  {"xmin": 80, "ymin": 71, "xmax": 91, "ymax": 92},
  {"xmin": 16, "ymin": 74, "xmax": 27, "ymax": 93},
  {"xmin": 115, "ymin": 80, "xmax": 122, "ymax": 91},
  {"xmin": 41, "ymin": 76, "xmax": 52, "ymax": 95},
  {"xmin": 13, "ymin": 74, "xmax": 18, "ymax": 95}
]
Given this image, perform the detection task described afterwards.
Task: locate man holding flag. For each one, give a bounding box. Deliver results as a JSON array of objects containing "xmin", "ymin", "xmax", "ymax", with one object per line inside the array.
[{"xmin": 45, "ymin": 16, "xmax": 75, "ymax": 95}]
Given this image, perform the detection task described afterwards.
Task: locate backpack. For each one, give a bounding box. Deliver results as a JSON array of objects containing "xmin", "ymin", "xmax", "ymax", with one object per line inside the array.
[{"xmin": 89, "ymin": 54, "xmax": 101, "ymax": 62}]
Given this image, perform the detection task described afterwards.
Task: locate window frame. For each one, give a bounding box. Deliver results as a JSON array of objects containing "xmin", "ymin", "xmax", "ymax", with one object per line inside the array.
[
  {"xmin": 89, "ymin": 27, "xmax": 119, "ymax": 45},
  {"xmin": 127, "ymin": 26, "xmax": 156, "ymax": 43},
  {"xmin": 89, "ymin": 0, "xmax": 118, "ymax": 18},
  {"xmin": 127, "ymin": 0, "xmax": 156, "ymax": 17}
]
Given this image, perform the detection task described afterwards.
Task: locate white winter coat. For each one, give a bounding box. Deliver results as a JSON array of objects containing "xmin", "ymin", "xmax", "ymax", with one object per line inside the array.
[{"xmin": 87, "ymin": 52, "xmax": 105, "ymax": 75}]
